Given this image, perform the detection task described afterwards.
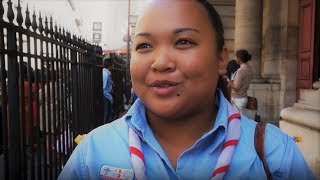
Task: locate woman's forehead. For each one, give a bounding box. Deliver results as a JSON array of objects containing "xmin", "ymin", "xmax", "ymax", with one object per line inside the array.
[{"xmin": 135, "ymin": 0, "xmax": 211, "ymax": 34}]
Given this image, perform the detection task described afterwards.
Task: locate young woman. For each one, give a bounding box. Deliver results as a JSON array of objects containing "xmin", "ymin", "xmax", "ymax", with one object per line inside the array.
[
  {"xmin": 59, "ymin": 0, "xmax": 314, "ymax": 179},
  {"xmin": 227, "ymin": 49, "xmax": 253, "ymax": 115}
]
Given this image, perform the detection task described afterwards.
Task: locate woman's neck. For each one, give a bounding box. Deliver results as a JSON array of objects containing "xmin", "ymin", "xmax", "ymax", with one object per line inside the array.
[
  {"xmin": 239, "ymin": 61, "xmax": 246, "ymax": 67},
  {"xmin": 146, "ymin": 106, "xmax": 218, "ymax": 168}
]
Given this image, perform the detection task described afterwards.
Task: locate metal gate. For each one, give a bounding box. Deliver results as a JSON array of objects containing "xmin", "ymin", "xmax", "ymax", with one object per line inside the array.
[{"xmin": 0, "ymin": 0, "xmax": 104, "ymax": 179}]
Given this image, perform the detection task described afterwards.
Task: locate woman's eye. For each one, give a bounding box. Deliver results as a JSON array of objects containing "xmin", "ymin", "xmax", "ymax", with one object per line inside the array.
[
  {"xmin": 135, "ymin": 43, "xmax": 151, "ymax": 51},
  {"xmin": 175, "ymin": 39, "xmax": 196, "ymax": 47}
]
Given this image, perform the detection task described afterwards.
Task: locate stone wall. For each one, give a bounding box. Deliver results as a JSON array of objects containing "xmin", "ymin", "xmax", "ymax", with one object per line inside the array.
[
  {"xmin": 254, "ymin": 0, "xmax": 299, "ymax": 122},
  {"xmin": 209, "ymin": 0, "xmax": 235, "ymax": 56},
  {"xmin": 263, "ymin": 0, "xmax": 299, "ymax": 110},
  {"xmin": 247, "ymin": 83, "xmax": 281, "ymax": 122},
  {"xmin": 262, "ymin": 0, "xmax": 282, "ymax": 80}
]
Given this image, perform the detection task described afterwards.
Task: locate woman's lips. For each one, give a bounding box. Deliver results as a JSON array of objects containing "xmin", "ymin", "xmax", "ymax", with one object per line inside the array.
[{"xmin": 150, "ymin": 80, "xmax": 181, "ymax": 96}]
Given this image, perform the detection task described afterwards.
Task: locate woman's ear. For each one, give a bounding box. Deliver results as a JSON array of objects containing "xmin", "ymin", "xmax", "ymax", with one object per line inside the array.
[{"xmin": 218, "ymin": 46, "xmax": 229, "ymax": 75}]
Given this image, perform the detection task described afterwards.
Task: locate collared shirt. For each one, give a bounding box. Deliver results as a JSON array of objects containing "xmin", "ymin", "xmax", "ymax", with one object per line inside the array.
[
  {"xmin": 103, "ymin": 68, "xmax": 113, "ymax": 101},
  {"xmin": 58, "ymin": 91, "xmax": 314, "ymax": 180}
]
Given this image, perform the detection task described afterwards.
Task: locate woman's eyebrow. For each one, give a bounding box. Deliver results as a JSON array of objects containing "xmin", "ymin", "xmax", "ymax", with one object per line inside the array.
[
  {"xmin": 135, "ymin": 32, "xmax": 151, "ymax": 37},
  {"xmin": 135, "ymin": 28, "xmax": 200, "ymax": 38},
  {"xmin": 174, "ymin": 28, "xmax": 200, "ymax": 34}
]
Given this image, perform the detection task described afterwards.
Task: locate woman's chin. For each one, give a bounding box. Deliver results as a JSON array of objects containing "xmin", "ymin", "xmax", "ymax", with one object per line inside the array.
[{"xmin": 146, "ymin": 102, "xmax": 184, "ymax": 120}]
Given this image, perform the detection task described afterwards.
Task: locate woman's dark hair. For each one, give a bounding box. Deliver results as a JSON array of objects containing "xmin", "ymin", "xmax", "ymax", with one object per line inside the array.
[
  {"xmin": 226, "ymin": 59, "xmax": 240, "ymax": 79},
  {"xmin": 236, "ymin": 49, "xmax": 252, "ymax": 63},
  {"xmin": 197, "ymin": 0, "xmax": 230, "ymax": 100},
  {"xmin": 197, "ymin": 0, "xmax": 225, "ymax": 52}
]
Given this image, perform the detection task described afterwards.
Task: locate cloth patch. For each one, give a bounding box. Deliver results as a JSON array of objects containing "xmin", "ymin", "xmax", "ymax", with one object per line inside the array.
[{"xmin": 99, "ymin": 165, "xmax": 134, "ymax": 180}]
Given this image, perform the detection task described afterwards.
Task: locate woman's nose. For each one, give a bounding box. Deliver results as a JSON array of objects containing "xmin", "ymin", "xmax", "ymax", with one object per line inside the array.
[{"xmin": 151, "ymin": 48, "xmax": 176, "ymax": 72}]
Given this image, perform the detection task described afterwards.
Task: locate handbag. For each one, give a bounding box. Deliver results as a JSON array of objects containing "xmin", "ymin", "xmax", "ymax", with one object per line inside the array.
[{"xmin": 246, "ymin": 96, "xmax": 258, "ymax": 110}]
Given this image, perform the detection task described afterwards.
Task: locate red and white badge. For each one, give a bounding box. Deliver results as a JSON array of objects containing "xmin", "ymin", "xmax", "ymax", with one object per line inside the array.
[{"xmin": 99, "ymin": 165, "xmax": 134, "ymax": 180}]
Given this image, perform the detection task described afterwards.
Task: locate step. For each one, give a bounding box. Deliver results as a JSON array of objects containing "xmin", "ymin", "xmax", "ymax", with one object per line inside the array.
[
  {"xmin": 280, "ymin": 107, "xmax": 320, "ymax": 131},
  {"xmin": 299, "ymin": 89, "xmax": 320, "ymax": 107},
  {"xmin": 294, "ymin": 102, "xmax": 320, "ymax": 112}
]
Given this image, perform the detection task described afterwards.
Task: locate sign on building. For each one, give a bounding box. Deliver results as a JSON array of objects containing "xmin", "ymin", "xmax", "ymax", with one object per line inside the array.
[
  {"xmin": 93, "ymin": 22, "xmax": 102, "ymax": 31},
  {"xmin": 93, "ymin": 22, "xmax": 102, "ymax": 43},
  {"xmin": 93, "ymin": 32, "xmax": 102, "ymax": 43}
]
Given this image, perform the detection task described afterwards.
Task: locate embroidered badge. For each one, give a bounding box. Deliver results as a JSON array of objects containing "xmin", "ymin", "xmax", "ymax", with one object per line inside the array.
[{"xmin": 99, "ymin": 165, "xmax": 134, "ymax": 180}]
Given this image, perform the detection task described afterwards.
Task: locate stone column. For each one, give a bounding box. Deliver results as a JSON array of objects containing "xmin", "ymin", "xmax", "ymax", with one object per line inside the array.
[
  {"xmin": 261, "ymin": 0, "xmax": 282, "ymax": 81},
  {"xmin": 234, "ymin": 0, "xmax": 263, "ymax": 80}
]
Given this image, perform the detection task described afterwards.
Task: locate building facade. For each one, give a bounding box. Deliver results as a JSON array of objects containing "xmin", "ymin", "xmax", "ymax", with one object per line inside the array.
[{"xmin": 209, "ymin": 0, "xmax": 319, "ymax": 177}]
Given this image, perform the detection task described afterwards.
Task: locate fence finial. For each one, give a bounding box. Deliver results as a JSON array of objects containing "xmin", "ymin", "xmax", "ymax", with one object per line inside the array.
[
  {"xmin": 54, "ymin": 22, "xmax": 58, "ymax": 39},
  {"xmin": 49, "ymin": 16, "xmax": 54, "ymax": 36},
  {"xmin": 66, "ymin": 31, "xmax": 70, "ymax": 43},
  {"xmin": 58, "ymin": 25, "xmax": 62, "ymax": 40},
  {"xmin": 74, "ymin": 35, "xmax": 78, "ymax": 46},
  {"xmin": 69, "ymin": 32, "xmax": 73, "ymax": 43},
  {"xmin": 0, "ymin": 0, "xmax": 4, "ymax": 20},
  {"xmin": 31, "ymin": 9, "xmax": 37, "ymax": 31},
  {"xmin": 82, "ymin": 38, "xmax": 86, "ymax": 49},
  {"xmin": 16, "ymin": 0, "xmax": 23, "ymax": 26},
  {"xmin": 25, "ymin": 4, "xmax": 31, "ymax": 29},
  {"xmin": 44, "ymin": 16, "xmax": 49, "ymax": 35},
  {"xmin": 62, "ymin": 27, "xmax": 66, "ymax": 41},
  {"xmin": 7, "ymin": 0, "xmax": 14, "ymax": 23},
  {"xmin": 78, "ymin": 37, "xmax": 82, "ymax": 47},
  {"xmin": 38, "ymin": 11, "xmax": 43, "ymax": 33},
  {"xmin": 79, "ymin": 37, "xmax": 83, "ymax": 47},
  {"xmin": 69, "ymin": 31, "xmax": 72, "ymax": 43},
  {"xmin": 72, "ymin": 34, "xmax": 76, "ymax": 45}
]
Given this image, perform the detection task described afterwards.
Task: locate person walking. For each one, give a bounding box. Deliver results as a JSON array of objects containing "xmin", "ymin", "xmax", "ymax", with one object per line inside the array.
[{"xmin": 102, "ymin": 58, "xmax": 113, "ymax": 124}]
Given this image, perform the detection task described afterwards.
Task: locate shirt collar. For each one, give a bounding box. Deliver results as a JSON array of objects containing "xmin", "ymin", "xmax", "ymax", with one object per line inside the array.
[
  {"xmin": 212, "ymin": 89, "xmax": 228, "ymax": 131},
  {"xmin": 125, "ymin": 99, "xmax": 148, "ymax": 140},
  {"xmin": 125, "ymin": 89, "xmax": 229, "ymax": 142}
]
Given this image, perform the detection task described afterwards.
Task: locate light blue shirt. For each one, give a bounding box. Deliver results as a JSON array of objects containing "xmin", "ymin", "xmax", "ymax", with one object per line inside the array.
[
  {"xmin": 59, "ymin": 91, "xmax": 314, "ymax": 180},
  {"xmin": 103, "ymin": 68, "xmax": 112, "ymax": 101}
]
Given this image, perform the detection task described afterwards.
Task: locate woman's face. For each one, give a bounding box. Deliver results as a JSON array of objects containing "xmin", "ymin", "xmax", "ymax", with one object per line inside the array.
[
  {"xmin": 130, "ymin": 0, "xmax": 228, "ymax": 119},
  {"xmin": 236, "ymin": 57, "xmax": 241, "ymax": 65}
]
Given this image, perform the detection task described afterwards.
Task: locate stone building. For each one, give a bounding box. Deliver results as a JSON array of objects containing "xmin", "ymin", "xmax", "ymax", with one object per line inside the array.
[{"xmin": 209, "ymin": 0, "xmax": 319, "ymax": 177}]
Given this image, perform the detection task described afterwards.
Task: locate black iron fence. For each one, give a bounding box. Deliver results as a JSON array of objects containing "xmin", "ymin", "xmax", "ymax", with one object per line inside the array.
[
  {"xmin": 107, "ymin": 53, "xmax": 127, "ymax": 120},
  {"xmin": 0, "ymin": 0, "xmax": 104, "ymax": 179}
]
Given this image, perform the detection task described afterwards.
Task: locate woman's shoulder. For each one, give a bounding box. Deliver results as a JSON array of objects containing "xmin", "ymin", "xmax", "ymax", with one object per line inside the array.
[
  {"xmin": 239, "ymin": 115, "xmax": 294, "ymax": 155},
  {"xmin": 232, "ymin": 116, "xmax": 313, "ymax": 179},
  {"xmin": 238, "ymin": 115, "xmax": 301, "ymax": 168},
  {"xmin": 58, "ymin": 117, "xmax": 132, "ymax": 179},
  {"xmin": 85, "ymin": 117, "xmax": 129, "ymax": 144},
  {"xmin": 74, "ymin": 117, "xmax": 130, "ymax": 156}
]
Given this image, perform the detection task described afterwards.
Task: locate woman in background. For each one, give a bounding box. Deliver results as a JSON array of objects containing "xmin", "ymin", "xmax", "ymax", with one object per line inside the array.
[{"xmin": 227, "ymin": 49, "xmax": 253, "ymax": 115}]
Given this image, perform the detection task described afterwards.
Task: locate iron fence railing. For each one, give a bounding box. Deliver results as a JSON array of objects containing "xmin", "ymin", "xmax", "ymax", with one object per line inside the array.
[
  {"xmin": 108, "ymin": 53, "xmax": 126, "ymax": 119},
  {"xmin": 0, "ymin": 0, "xmax": 104, "ymax": 179}
]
